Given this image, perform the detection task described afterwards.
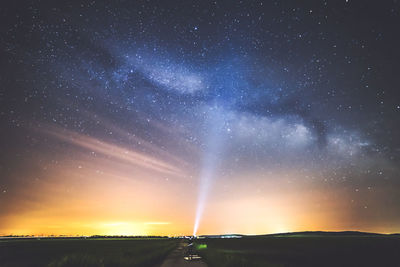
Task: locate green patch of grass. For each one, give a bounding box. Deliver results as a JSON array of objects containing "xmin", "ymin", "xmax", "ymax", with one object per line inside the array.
[{"xmin": 195, "ymin": 243, "xmax": 207, "ymax": 250}]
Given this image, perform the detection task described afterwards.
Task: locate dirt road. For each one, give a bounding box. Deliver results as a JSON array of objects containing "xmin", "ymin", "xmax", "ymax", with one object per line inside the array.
[{"xmin": 159, "ymin": 241, "xmax": 207, "ymax": 267}]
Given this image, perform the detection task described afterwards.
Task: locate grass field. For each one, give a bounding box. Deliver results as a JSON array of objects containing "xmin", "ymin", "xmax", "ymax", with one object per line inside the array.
[
  {"xmin": 0, "ymin": 238, "xmax": 178, "ymax": 267},
  {"xmin": 2, "ymin": 233, "xmax": 400, "ymax": 267},
  {"xmin": 194, "ymin": 233, "xmax": 400, "ymax": 267}
]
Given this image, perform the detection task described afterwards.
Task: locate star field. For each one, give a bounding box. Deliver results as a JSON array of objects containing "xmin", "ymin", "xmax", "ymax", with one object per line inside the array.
[{"xmin": 0, "ymin": 1, "xmax": 400, "ymax": 236}]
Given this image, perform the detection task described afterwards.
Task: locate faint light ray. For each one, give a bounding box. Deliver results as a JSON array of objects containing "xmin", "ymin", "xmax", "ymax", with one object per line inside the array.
[
  {"xmin": 39, "ymin": 125, "xmax": 186, "ymax": 177},
  {"xmin": 80, "ymin": 110, "xmax": 192, "ymax": 168},
  {"xmin": 144, "ymin": 222, "xmax": 171, "ymax": 225},
  {"xmin": 193, "ymin": 105, "xmax": 226, "ymax": 236}
]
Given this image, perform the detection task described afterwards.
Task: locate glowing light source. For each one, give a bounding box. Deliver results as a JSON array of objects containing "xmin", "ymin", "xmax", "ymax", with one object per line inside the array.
[{"xmin": 100, "ymin": 222, "xmax": 147, "ymax": 236}]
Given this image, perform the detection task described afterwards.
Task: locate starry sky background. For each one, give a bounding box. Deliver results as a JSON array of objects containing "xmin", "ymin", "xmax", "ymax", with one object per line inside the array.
[{"xmin": 1, "ymin": 0, "xmax": 400, "ymax": 236}]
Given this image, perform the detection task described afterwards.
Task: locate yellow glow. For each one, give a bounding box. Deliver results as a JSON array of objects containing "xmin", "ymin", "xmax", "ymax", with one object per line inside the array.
[
  {"xmin": 98, "ymin": 222, "xmax": 147, "ymax": 236},
  {"xmin": 1, "ymin": 128, "xmax": 398, "ymax": 236}
]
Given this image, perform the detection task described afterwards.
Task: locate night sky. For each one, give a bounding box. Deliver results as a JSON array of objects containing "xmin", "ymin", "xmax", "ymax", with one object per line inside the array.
[{"xmin": 1, "ymin": 1, "xmax": 400, "ymax": 236}]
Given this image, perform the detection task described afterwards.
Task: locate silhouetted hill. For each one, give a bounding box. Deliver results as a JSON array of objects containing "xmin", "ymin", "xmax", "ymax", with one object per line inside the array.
[
  {"xmin": 265, "ymin": 231, "xmax": 387, "ymax": 237},
  {"xmin": 198, "ymin": 231, "xmax": 398, "ymax": 239}
]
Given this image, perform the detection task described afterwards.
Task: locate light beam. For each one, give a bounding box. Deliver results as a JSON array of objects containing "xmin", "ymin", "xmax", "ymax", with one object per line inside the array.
[{"xmin": 193, "ymin": 105, "xmax": 226, "ymax": 236}]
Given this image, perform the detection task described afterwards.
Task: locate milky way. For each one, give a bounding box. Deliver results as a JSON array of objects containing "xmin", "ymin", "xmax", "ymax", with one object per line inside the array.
[{"xmin": 1, "ymin": 1, "xmax": 400, "ymax": 236}]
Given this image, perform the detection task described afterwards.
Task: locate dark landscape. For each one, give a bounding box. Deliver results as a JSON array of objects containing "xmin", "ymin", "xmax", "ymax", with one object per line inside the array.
[
  {"xmin": 1, "ymin": 232, "xmax": 400, "ymax": 267},
  {"xmin": 0, "ymin": 237, "xmax": 177, "ymax": 267},
  {"xmin": 195, "ymin": 232, "xmax": 400, "ymax": 267}
]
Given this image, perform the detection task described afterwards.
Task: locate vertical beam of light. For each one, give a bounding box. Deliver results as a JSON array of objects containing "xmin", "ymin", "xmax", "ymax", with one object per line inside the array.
[{"xmin": 193, "ymin": 106, "xmax": 225, "ymax": 236}]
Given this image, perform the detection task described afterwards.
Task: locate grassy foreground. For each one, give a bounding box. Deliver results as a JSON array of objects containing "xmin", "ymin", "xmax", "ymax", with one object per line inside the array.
[
  {"xmin": 194, "ymin": 233, "xmax": 400, "ymax": 267},
  {"xmin": 0, "ymin": 238, "xmax": 178, "ymax": 267}
]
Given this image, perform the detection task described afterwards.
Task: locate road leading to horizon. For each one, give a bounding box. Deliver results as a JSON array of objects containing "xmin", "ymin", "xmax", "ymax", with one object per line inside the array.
[{"xmin": 160, "ymin": 241, "xmax": 207, "ymax": 267}]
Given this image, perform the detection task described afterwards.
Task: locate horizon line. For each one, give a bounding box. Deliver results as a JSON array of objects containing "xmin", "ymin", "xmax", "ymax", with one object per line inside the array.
[{"xmin": 1, "ymin": 230, "xmax": 399, "ymax": 238}]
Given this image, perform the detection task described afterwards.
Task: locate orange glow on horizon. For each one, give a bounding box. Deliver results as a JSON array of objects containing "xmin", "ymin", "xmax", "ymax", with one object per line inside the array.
[
  {"xmin": 1, "ymin": 127, "xmax": 399, "ymax": 237},
  {"xmin": 2, "ymin": 165, "xmax": 399, "ymax": 236}
]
